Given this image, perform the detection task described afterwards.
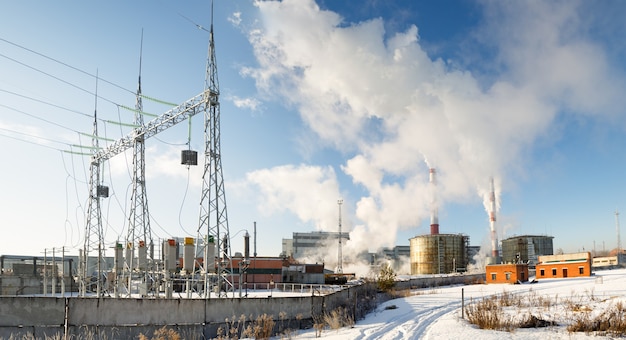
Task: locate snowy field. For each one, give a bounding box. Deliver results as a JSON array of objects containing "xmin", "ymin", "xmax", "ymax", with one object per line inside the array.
[{"xmin": 288, "ymin": 268, "xmax": 626, "ymax": 340}]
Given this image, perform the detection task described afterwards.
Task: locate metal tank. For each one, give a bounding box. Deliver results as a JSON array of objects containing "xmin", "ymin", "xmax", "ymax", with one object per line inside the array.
[
  {"xmin": 410, "ymin": 234, "xmax": 468, "ymax": 275},
  {"xmin": 501, "ymin": 235, "xmax": 554, "ymax": 266}
]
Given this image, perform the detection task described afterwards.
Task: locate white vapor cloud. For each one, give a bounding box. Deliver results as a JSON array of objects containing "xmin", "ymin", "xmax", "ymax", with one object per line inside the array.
[
  {"xmin": 245, "ymin": 164, "xmax": 341, "ymax": 230},
  {"xmin": 239, "ymin": 0, "xmax": 626, "ymax": 253}
]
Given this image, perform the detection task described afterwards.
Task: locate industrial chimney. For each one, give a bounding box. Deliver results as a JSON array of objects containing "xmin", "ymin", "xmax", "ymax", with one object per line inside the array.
[
  {"xmin": 429, "ymin": 168, "xmax": 439, "ymax": 235},
  {"xmin": 489, "ymin": 177, "xmax": 499, "ymax": 258}
]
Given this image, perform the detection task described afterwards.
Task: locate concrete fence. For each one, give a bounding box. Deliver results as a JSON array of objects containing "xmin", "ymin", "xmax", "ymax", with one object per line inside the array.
[
  {"xmin": 0, "ymin": 275, "xmax": 483, "ymax": 338},
  {"xmin": 0, "ymin": 284, "xmax": 377, "ymax": 339}
]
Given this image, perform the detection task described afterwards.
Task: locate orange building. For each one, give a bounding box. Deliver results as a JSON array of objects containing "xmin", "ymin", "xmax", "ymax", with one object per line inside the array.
[
  {"xmin": 536, "ymin": 252, "xmax": 592, "ymax": 279},
  {"xmin": 486, "ymin": 263, "xmax": 529, "ymax": 284}
]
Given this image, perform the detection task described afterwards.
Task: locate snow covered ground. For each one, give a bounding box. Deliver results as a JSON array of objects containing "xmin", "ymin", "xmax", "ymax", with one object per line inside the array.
[{"xmin": 288, "ymin": 268, "xmax": 626, "ymax": 339}]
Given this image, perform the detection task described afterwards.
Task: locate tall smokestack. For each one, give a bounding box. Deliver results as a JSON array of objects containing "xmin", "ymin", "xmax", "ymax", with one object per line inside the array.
[
  {"xmin": 489, "ymin": 177, "xmax": 499, "ymax": 258},
  {"xmin": 429, "ymin": 168, "xmax": 439, "ymax": 235}
]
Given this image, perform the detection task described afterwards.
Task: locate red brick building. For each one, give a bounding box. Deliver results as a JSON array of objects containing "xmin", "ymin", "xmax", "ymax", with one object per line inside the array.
[
  {"xmin": 536, "ymin": 252, "xmax": 592, "ymax": 279},
  {"xmin": 231, "ymin": 256, "xmax": 290, "ymax": 287},
  {"xmin": 485, "ymin": 263, "xmax": 529, "ymax": 284}
]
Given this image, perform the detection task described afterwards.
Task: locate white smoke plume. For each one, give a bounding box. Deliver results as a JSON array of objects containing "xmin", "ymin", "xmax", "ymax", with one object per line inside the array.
[{"xmin": 236, "ymin": 0, "xmax": 626, "ymax": 257}]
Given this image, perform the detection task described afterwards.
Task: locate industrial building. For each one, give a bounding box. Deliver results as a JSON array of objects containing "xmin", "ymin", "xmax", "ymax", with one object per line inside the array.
[
  {"xmin": 536, "ymin": 252, "xmax": 592, "ymax": 279},
  {"xmin": 486, "ymin": 263, "xmax": 529, "ymax": 284},
  {"xmin": 282, "ymin": 231, "xmax": 350, "ymax": 261},
  {"xmin": 593, "ymin": 253, "xmax": 626, "ymax": 269},
  {"xmin": 501, "ymin": 235, "xmax": 554, "ymax": 266}
]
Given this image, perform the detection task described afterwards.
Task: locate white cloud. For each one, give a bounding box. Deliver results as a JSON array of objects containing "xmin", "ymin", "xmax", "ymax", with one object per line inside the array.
[
  {"xmin": 228, "ymin": 11, "xmax": 242, "ymax": 26},
  {"xmin": 240, "ymin": 0, "xmax": 626, "ymax": 253},
  {"xmin": 245, "ymin": 164, "xmax": 341, "ymax": 230},
  {"xmin": 230, "ymin": 95, "xmax": 261, "ymax": 111}
]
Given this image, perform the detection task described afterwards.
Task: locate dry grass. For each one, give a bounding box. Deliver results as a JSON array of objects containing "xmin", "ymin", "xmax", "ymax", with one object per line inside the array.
[
  {"xmin": 567, "ymin": 301, "xmax": 626, "ymax": 336},
  {"xmin": 311, "ymin": 306, "xmax": 355, "ymax": 338},
  {"xmin": 465, "ymin": 295, "xmax": 517, "ymax": 331},
  {"xmin": 465, "ymin": 290, "xmax": 556, "ymax": 332},
  {"xmin": 465, "ymin": 288, "xmax": 626, "ymax": 336},
  {"xmin": 241, "ymin": 313, "xmax": 276, "ymax": 339},
  {"xmin": 138, "ymin": 326, "xmax": 181, "ymax": 340}
]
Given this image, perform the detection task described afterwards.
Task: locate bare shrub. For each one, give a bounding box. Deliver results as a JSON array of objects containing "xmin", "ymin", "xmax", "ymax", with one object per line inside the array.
[
  {"xmin": 465, "ymin": 296, "xmax": 515, "ymax": 331},
  {"xmin": 241, "ymin": 313, "xmax": 275, "ymax": 339}
]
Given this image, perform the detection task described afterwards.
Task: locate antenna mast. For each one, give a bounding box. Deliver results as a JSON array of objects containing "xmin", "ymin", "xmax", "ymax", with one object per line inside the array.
[{"xmin": 197, "ymin": 0, "xmax": 234, "ymax": 297}]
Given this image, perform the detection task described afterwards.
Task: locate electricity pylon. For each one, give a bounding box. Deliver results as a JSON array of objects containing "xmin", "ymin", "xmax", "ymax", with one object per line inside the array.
[
  {"xmin": 124, "ymin": 32, "xmax": 154, "ymax": 297},
  {"xmin": 196, "ymin": 2, "xmax": 234, "ymax": 297},
  {"xmin": 80, "ymin": 79, "xmax": 107, "ymax": 297}
]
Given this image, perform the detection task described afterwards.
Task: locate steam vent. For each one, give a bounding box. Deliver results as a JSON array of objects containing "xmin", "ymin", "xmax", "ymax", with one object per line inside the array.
[{"xmin": 409, "ymin": 234, "xmax": 468, "ymax": 275}]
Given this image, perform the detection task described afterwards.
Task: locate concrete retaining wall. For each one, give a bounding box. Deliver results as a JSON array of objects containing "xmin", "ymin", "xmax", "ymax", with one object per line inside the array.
[
  {"xmin": 0, "ymin": 284, "xmax": 377, "ymax": 339},
  {"xmin": 0, "ymin": 275, "xmax": 477, "ymax": 339}
]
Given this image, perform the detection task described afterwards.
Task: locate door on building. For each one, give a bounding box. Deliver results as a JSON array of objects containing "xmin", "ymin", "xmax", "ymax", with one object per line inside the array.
[{"xmin": 563, "ymin": 268, "xmax": 568, "ymax": 278}]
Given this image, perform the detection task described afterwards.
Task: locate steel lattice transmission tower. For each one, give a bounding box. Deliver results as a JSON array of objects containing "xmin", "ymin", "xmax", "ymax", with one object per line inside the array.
[
  {"xmin": 197, "ymin": 3, "xmax": 234, "ymax": 297},
  {"xmin": 80, "ymin": 83, "xmax": 107, "ymax": 297},
  {"xmin": 124, "ymin": 35, "xmax": 154, "ymax": 296},
  {"xmin": 80, "ymin": 89, "xmax": 212, "ymax": 296}
]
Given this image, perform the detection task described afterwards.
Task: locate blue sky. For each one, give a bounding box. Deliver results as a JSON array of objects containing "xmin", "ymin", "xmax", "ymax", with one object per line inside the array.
[{"xmin": 1, "ymin": 0, "xmax": 626, "ymax": 266}]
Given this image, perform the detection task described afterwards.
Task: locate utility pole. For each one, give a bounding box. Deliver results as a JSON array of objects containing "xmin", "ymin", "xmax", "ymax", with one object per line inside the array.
[{"xmin": 616, "ymin": 210, "xmax": 622, "ymax": 254}]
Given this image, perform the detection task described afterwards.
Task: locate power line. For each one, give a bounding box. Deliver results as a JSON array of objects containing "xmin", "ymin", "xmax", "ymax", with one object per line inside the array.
[
  {"xmin": 0, "ymin": 130, "xmax": 67, "ymax": 153},
  {"xmin": 0, "ymin": 52, "xmax": 121, "ymax": 107},
  {"xmin": 0, "ymin": 126, "xmax": 68, "ymax": 146},
  {"xmin": 0, "ymin": 103, "xmax": 82, "ymax": 133},
  {"xmin": 0, "ymin": 36, "xmax": 179, "ymax": 108},
  {"xmin": 0, "ymin": 88, "xmax": 93, "ymax": 119},
  {"xmin": 0, "ymin": 36, "xmax": 135, "ymax": 95}
]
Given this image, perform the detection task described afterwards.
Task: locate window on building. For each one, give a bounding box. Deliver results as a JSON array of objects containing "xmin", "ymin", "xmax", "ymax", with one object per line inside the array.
[
  {"xmin": 579, "ymin": 267, "xmax": 584, "ymax": 275},
  {"xmin": 491, "ymin": 273, "xmax": 496, "ymax": 281},
  {"xmin": 552, "ymin": 268, "xmax": 557, "ymax": 276},
  {"xmin": 505, "ymin": 273, "xmax": 511, "ymax": 281},
  {"xmin": 540, "ymin": 269, "xmax": 545, "ymax": 277}
]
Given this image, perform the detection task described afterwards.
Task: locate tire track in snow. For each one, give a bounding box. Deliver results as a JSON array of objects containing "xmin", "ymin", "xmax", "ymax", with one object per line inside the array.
[{"xmin": 354, "ymin": 296, "xmax": 461, "ymax": 340}]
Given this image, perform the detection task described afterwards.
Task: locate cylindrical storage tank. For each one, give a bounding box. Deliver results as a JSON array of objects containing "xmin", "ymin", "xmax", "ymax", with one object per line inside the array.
[
  {"xmin": 410, "ymin": 234, "xmax": 467, "ymax": 275},
  {"xmin": 501, "ymin": 235, "xmax": 554, "ymax": 265},
  {"xmin": 114, "ymin": 243, "xmax": 124, "ymax": 272},
  {"xmin": 183, "ymin": 237, "xmax": 195, "ymax": 272},
  {"xmin": 137, "ymin": 240, "xmax": 147, "ymax": 270}
]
